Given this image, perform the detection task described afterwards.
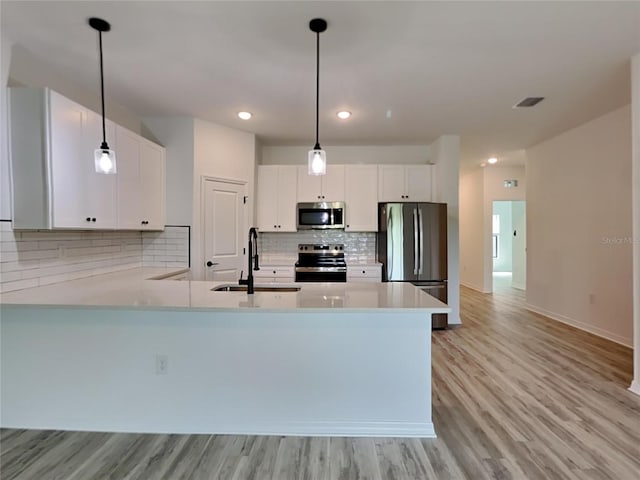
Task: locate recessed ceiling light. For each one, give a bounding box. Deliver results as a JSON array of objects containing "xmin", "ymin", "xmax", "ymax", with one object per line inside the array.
[
  {"xmin": 487, "ymin": 157, "xmax": 498, "ymax": 164},
  {"xmin": 237, "ymin": 111, "xmax": 252, "ymax": 120},
  {"xmin": 336, "ymin": 111, "xmax": 351, "ymax": 120}
]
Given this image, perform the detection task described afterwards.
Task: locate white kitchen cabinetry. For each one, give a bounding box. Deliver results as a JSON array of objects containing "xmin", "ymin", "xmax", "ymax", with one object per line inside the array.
[
  {"xmin": 9, "ymin": 87, "xmax": 165, "ymax": 230},
  {"xmin": 378, "ymin": 165, "xmax": 433, "ymax": 202},
  {"xmin": 253, "ymin": 266, "xmax": 295, "ymax": 283},
  {"xmin": 116, "ymin": 126, "xmax": 166, "ymax": 230},
  {"xmin": 256, "ymin": 166, "xmax": 297, "ymax": 232},
  {"xmin": 347, "ymin": 264, "xmax": 382, "ymax": 283},
  {"xmin": 296, "ymin": 165, "xmax": 345, "ymax": 202},
  {"xmin": 344, "ymin": 165, "xmax": 378, "ymax": 232},
  {"xmin": 9, "ymin": 88, "xmax": 117, "ymax": 229}
]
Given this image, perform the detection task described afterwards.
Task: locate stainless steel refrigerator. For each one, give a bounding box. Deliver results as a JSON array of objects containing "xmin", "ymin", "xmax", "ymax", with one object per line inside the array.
[{"xmin": 378, "ymin": 202, "xmax": 448, "ymax": 328}]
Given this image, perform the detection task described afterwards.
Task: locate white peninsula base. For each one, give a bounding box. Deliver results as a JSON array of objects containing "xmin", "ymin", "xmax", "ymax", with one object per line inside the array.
[
  {"xmin": 1, "ymin": 308, "xmax": 434, "ymax": 437},
  {"xmin": 1, "ymin": 272, "xmax": 448, "ymax": 438}
]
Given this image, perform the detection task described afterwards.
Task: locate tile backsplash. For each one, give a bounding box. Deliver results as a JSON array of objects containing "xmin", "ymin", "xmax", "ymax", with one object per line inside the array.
[
  {"xmin": 0, "ymin": 222, "xmax": 189, "ymax": 293},
  {"xmin": 142, "ymin": 226, "xmax": 190, "ymax": 267},
  {"xmin": 259, "ymin": 231, "xmax": 377, "ymax": 264}
]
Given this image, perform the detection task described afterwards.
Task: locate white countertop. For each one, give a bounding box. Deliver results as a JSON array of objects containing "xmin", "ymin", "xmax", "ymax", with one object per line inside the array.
[{"xmin": 0, "ymin": 267, "xmax": 449, "ymax": 313}]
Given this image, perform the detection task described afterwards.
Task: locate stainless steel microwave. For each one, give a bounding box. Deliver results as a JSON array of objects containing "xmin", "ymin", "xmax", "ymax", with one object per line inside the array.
[{"xmin": 297, "ymin": 202, "xmax": 345, "ymax": 230}]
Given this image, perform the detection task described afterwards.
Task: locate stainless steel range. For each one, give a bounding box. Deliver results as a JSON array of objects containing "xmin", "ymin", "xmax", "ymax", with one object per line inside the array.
[{"xmin": 295, "ymin": 244, "xmax": 347, "ymax": 282}]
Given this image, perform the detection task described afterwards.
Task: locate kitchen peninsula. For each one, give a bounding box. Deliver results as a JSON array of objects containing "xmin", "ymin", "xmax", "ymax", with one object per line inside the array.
[{"xmin": 0, "ymin": 268, "xmax": 449, "ymax": 438}]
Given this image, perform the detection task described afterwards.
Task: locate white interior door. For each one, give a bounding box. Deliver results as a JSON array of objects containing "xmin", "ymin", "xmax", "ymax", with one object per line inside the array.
[{"xmin": 203, "ymin": 179, "xmax": 245, "ymax": 282}]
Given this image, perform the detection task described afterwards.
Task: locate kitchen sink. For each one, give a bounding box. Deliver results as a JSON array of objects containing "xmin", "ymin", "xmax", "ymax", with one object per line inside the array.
[{"xmin": 211, "ymin": 285, "xmax": 301, "ymax": 292}]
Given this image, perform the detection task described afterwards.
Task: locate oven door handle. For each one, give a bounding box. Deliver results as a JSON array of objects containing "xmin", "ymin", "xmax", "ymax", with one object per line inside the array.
[{"xmin": 295, "ymin": 266, "xmax": 347, "ymax": 273}]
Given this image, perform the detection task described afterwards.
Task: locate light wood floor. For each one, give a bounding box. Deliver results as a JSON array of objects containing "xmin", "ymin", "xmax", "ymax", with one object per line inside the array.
[{"xmin": 2, "ymin": 283, "xmax": 639, "ymax": 480}]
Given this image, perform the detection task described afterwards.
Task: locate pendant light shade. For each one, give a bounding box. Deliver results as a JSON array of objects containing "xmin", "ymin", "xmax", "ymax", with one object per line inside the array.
[
  {"xmin": 89, "ymin": 17, "xmax": 116, "ymax": 174},
  {"xmin": 308, "ymin": 18, "xmax": 327, "ymax": 176}
]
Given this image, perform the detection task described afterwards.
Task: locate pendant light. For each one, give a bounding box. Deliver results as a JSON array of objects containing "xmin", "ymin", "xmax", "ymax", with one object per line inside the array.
[
  {"xmin": 89, "ymin": 17, "xmax": 116, "ymax": 174},
  {"xmin": 308, "ymin": 18, "xmax": 327, "ymax": 176}
]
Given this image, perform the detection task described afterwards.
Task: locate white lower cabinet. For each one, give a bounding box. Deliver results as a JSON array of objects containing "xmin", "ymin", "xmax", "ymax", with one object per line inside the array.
[
  {"xmin": 254, "ymin": 266, "xmax": 295, "ymax": 283},
  {"xmin": 347, "ymin": 265, "xmax": 382, "ymax": 282}
]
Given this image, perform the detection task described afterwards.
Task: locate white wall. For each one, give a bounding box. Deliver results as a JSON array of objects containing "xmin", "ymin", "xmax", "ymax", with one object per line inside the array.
[
  {"xmin": 526, "ymin": 105, "xmax": 633, "ymax": 347},
  {"xmin": 431, "ymin": 135, "xmax": 461, "ymax": 325},
  {"xmin": 142, "ymin": 117, "xmax": 195, "ymax": 226},
  {"xmin": 262, "ymin": 145, "xmax": 430, "ymax": 165},
  {"xmin": 459, "ymin": 168, "xmax": 486, "ymax": 291},
  {"xmin": 461, "ymin": 165, "xmax": 526, "ymax": 292},
  {"xmin": 192, "ymin": 119, "xmax": 256, "ymax": 280},
  {"xmin": 8, "ymin": 45, "xmax": 141, "ymax": 133},
  {"xmin": 631, "ymin": 54, "xmax": 640, "ymax": 395},
  {"xmin": 482, "ymin": 166, "xmax": 526, "ymax": 292}
]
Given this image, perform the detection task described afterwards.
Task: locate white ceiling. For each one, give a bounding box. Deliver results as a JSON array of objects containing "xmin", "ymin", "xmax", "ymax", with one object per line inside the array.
[{"xmin": 2, "ymin": 1, "xmax": 639, "ymax": 165}]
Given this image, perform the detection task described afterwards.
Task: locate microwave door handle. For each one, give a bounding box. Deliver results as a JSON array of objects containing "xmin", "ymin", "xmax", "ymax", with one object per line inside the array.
[
  {"xmin": 330, "ymin": 209, "xmax": 334, "ymax": 226},
  {"xmin": 413, "ymin": 208, "xmax": 420, "ymax": 275}
]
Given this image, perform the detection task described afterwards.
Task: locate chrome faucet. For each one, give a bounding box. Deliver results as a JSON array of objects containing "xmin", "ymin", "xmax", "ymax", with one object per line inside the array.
[{"xmin": 238, "ymin": 227, "xmax": 260, "ymax": 294}]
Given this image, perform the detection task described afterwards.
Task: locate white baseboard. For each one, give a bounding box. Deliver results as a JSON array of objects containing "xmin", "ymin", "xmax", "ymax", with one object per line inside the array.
[
  {"xmin": 525, "ymin": 303, "xmax": 633, "ymax": 348},
  {"xmin": 629, "ymin": 380, "xmax": 640, "ymax": 396},
  {"xmin": 0, "ymin": 419, "xmax": 437, "ymax": 438},
  {"xmin": 460, "ymin": 281, "xmax": 491, "ymax": 294}
]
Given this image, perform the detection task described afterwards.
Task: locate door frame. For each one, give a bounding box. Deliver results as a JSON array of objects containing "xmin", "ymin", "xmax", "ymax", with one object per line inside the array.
[{"xmin": 197, "ymin": 176, "xmax": 248, "ymax": 281}]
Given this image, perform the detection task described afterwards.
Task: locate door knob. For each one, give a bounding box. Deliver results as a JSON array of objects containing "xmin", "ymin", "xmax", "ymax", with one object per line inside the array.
[{"xmin": 206, "ymin": 261, "xmax": 219, "ymax": 267}]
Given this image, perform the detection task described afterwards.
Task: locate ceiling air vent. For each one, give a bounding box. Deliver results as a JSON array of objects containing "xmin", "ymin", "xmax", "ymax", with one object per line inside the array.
[{"xmin": 514, "ymin": 96, "xmax": 545, "ymax": 108}]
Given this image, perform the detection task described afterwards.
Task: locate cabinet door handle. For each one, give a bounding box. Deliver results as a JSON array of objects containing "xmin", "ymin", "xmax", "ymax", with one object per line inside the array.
[
  {"xmin": 278, "ymin": 225, "xmax": 281, "ymax": 228},
  {"xmin": 86, "ymin": 217, "xmax": 91, "ymax": 222},
  {"xmin": 274, "ymin": 224, "xmax": 277, "ymax": 228},
  {"xmin": 91, "ymin": 218, "xmax": 96, "ymax": 222}
]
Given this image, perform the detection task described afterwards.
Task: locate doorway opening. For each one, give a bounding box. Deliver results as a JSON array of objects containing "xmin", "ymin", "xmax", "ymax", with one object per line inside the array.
[{"xmin": 492, "ymin": 200, "xmax": 526, "ymax": 292}]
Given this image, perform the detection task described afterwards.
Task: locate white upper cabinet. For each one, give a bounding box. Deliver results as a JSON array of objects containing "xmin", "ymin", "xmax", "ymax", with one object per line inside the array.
[
  {"xmin": 344, "ymin": 165, "xmax": 378, "ymax": 232},
  {"xmin": 256, "ymin": 165, "xmax": 297, "ymax": 232},
  {"xmin": 115, "ymin": 127, "xmax": 141, "ymax": 230},
  {"xmin": 9, "ymin": 87, "xmax": 164, "ymax": 230},
  {"xmin": 138, "ymin": 139, "xmax": 166, "ymax": 230},
  {"xmin": 378, "ymin": 165, "xmax": 432, "ymax": 202},
  {"xmin": 296, "ymin": 165, "xmax": 345, "ymax": 202},
  {"xmin": 116, "ymin": 126, "xmax": 166, "ymax": 230}
]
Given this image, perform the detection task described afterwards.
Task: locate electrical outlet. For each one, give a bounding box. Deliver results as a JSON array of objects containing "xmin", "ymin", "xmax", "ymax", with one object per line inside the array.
[{"xmin": 155, "ymin": 354, "xmax": 168, "ymax": 375}]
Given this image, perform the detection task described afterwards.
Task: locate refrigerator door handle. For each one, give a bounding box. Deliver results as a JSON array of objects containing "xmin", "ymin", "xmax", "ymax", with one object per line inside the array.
[
  {"xmin": 413, "ymin": 207, "xmax": 419, "ymax": 275},
  {"xmin": 418, "ymin": 207, "xmax": 424, "ymax": 275},
  {"xmin": 388, "ymin": 207, "xmax": 394, "ymax": 279}
]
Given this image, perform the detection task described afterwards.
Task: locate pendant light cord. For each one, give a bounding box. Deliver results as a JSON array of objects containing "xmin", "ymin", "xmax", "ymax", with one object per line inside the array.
[
  {"xmin": 314, "ymin": 30, "xmax": 320, "ymax": 150},
  {"xmin": 98, "ymin": 30, "xmax": 107, "ymax": 146}
]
